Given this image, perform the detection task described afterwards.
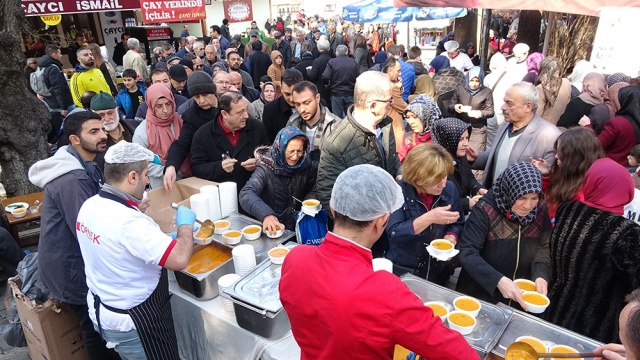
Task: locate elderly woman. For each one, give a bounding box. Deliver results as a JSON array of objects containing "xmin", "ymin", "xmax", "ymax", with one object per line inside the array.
[
  {"xmin": 398, "ymin": 94, "xmax": 441, "ymax": 162},
  {"xmin": 386, "ymin": 144, "xmax": 464, "ymax": 285},
  {"xmin": 558, "ymin": 72, "xmax": 606, "ymax": 128},
  {"xmin": 457, "ymin": 162, "xmax": 552, "ymax": 309},
  {"xmin": 545, "ymin": 158, "xmax": 640, "ymax": 343},
  {"xmin": 535, "ymin": 56, "xmax": 572, "ymax": 125},
  {"xmin": 522, "ymin": 52, "xmax": 544, "ymax": 84},
  {"xmin": 239, "ymin": 127, "xmax": 316, "ymax": 232},
  {"xmin": 251, "ymin": 81, "xmax": 278, "ymax": 121},
  {"xmin": 133, "ymin": 83, "xmax": 190, "ymax": 189},
  {"xmin": 432, "ymin": 118, "xmax": 487, "ymax": 214},
  {"xmin": 448, "ymin": 66, "xmax": 494, "ymax": 152}
]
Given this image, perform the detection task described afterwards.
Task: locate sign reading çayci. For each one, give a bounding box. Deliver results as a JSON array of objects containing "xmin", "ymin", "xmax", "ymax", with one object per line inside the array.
[
  {"xmin": 139, "ymin": 0, "xmax": 206, "ymax": 22},
  {"xmin": 22, "ymin": 0, "xmax": 141, "ymax": 16},
  {"xmin": 223, "ymin": 0, "xmax": 252, "ymax": 23}
]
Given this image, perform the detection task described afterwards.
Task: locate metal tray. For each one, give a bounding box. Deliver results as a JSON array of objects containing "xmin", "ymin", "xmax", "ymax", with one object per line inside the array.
[
  {"xmin": 225, "ymin": 257, "xmax": 284, "ymax": 313},
  {"xmin": 491, "ymin": 303, "xmax": 603, "ymax": 358},
  {"xmin": 400, "ymin": 274, "xmax": 512, "ymax": 358}
]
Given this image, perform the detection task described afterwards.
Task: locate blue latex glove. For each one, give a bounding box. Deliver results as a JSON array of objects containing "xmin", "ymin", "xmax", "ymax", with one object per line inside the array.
[{"xmin": 175, "ymin": 206, "xmax": 196, "ymax": 227}]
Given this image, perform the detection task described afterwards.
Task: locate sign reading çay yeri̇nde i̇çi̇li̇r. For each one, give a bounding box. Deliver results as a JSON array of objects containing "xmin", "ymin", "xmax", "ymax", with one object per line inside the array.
[{"xmin": 139, "ymin": 0, "xmax": 206, "ymax": 23}]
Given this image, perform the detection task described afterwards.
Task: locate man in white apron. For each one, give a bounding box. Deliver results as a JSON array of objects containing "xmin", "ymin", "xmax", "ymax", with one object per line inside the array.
[{"xmin": 76, "ymin": 141, "xmax": 196, "ymax": 359}]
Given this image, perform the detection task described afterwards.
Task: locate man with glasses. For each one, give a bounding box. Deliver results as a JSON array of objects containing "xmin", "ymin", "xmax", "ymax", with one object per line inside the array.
[{"xmin": 317, "ymin": 71, "xmax": 402, "ymax": 214}]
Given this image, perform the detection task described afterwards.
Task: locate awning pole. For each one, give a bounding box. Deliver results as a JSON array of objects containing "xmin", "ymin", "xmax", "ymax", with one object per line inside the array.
[
  {"xmin": 480, "ymin": 8, "xmax": 491, "ymax": 70},
  {"xmin": 542, "ymin": 11, "xmax": 553, "ymax": 56}
]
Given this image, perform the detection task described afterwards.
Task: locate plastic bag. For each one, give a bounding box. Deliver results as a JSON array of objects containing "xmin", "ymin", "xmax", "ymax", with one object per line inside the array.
[
  {"xmin": 295, "ymin": 209, "xmax": 328, "ymax": 245},
  {"xmin": 0, "ymin": 285, "xmax": 26, "ymax": 347},
  {"xmin": 16, "ymin": 252, "xmax": 46, "ymax": 304}
]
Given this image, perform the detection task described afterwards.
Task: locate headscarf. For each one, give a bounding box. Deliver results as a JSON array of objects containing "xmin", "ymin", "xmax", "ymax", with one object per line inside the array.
[
  {"xmin": 537, "ymin": 56, "xmax": 562, "ymax": 107},
  {"xmin": 144, "ymin": 83, "xmax": 190, "ymax": 175},
  {"xmin": 526, "ymin": 52, "xmax": 544, "ymax": 75},
  {"xmin": 578, "ymin": 72, "xmax": 606, "ymax": 106},
  {"xmin": 465, "ymin": 42, "xmax": 475, "ymax": 55},
  {"xmin": 432, "ymin": 117, "xmax": 472, "ymax": 158},
  {"xmin": 492, "ymin": 162, "xmax": 542, "ymax": 226},
  {"xmin": 582, "ymin": 158, "xmax": 634, "ymax": 215},
  {"xmin": 606, "ymin": 72, "xmax": 631, "ymax": 88},
  {"xmin": 616, "ymin": 85, "xmax": 640, "ymax": 143},
  {"xmin": 489, "ymin": 52, "xmax": 507, "ymax": 73},
  {"xmin": 569, "ymin": 60, "xmax": 592, "ymax": 91},
  {"xmin": 408, "ymin": 75, "xmax": 435, "ymax": 101},
  {"xmin": 605, "ymin": 82, "xmax": 629, "ymax": 119},
  {"xmin": 403, "ymin": 94, "xmax": 441, "ymax": 135},
  {"xmin": 465, "ymin": 66, "xmax": 485, "ymax": 95},
  {"xmin": 374, "ymin": 51, "xmax": 388, "ymax": 66},
  {"xmin": 260, "ymin": 81, "xmax": 279, "ymax": 104},
  {"xmin": 272, "ymin": 126, "xmax": 310, "ymax": 174},
  {"xmin": 429, "ymin": 55, "xmax": 450, "ymax": 73}
]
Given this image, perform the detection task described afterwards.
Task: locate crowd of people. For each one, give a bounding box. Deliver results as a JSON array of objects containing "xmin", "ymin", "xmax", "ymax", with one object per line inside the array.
[{"xmin": 12, "ymin": 10, "xmax": 640, "ymax": 360}]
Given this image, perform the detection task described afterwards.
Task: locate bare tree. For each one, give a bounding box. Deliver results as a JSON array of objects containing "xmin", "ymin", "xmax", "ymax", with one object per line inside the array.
[
  {"xmin": 548, "ymin": 13, "xmax": 599, "ymax": 76},
  {"xmin": 0, "ymin": 0, "xmax": 51, "ymax": 197}
]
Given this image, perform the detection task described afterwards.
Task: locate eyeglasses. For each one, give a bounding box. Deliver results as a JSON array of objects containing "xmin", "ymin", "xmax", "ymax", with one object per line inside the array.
[
  {"xmin": 372, "ymin": 98, "xmax": 393, "ymax": 106},
  {"xmin": 285, "ymin": 150, "xmax": 305, "ymax": 157}
]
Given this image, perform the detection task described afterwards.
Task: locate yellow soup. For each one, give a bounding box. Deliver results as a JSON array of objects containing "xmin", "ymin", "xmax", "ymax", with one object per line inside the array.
[
  {"xmin": 550, "ymin": 345, "xmax": 579, "ymax": 353},
  {"xmin": 523, "ymin": 293, "xmax": 549, "ymax": 306},
  {"xmin": 455, "ymin": 298, "xmax": 480, "ymax": 311},
  {"xmin": 243, "ymin": 226, "xmax": 261, "ymax": 234},
  {"xmin": 224, "ymin": 230, "xmax": 242, "ymax": 238},
  {"xmin": 426, "ymin": 303, "xmax": 447, "ymax": 317},
  {"xmin": 516, "ymin": 280, "xmax": 537, "ymax": 291},
  {"xmin": 303, "ymin": 200, "xmax": 319, "ymax": 206},
  {"xmin": 449, "ymin": 313, "xmax": 475, "ymax": 327},
  {"xmin": 195, "ymin": 226, "xmax": 213, "ymax": 239},
  {"xmin": 269, "ymin": 248, "xmax": 289, "ymax": 258},
  {"xmin": 518, "ymin": 337, "xmax": 547, "ymax": 354},
  {"xmin": 214, "ymin": 220, "xmax": 230, "ymax": 228},
  {"xmin": 506, "ymin": 349, "xmax": 535, "ymax": 360},
  {"xmin": 431, "ymin": 240, "xmax": 453, "ymax": 251},
  {"xmin": 13, "ymin": 208, "xmax": 26, "ymax": 214},
  {"xmin": 185, "ymin": 245, "xmax": 232, "ymax": 274}
]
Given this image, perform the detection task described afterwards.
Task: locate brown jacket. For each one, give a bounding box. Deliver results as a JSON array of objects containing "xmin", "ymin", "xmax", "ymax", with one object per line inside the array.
[{"xmin": 267, "ymin": 50, "xmax": 285, "ymax": 88}]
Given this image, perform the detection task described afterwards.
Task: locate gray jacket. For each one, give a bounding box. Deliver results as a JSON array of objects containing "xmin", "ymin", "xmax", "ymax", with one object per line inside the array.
[{"xmin": 473, "ymin": 114, "xmax": 561, "ymax": 187}]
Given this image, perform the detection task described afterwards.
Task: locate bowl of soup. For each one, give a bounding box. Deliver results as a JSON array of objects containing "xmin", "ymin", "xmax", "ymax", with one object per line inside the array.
[
  {"xmin": 430, "ymin": 239, "xmax": 454, "ymax": 257},
  {"xmin": 550, "ymin": 345, "xmax": 581, "ymax": 360},
  {"xmin": 214, "ymin": 220, "xmax": 230, "ymax": 234},
  {"xmin": 265, "ymin": 224, "xmax": 284, "ymax": 239},
  {"xmin": 222, "ymin": 230, "xmax": 242, "ymax": 245},
  {"xmin": 424, "ymin": 301, "xmax": 450, "ymax": 322},
  {"xmin": 242, "ymin": 225, "xmax": 262, "ymax": 240},
  {"xmin": 447, "ymin": 311, "xmax": 476, "ymax": 335},
  {"xmin": 11, "ymin": 208, "xmax": 27, "ymax": 218},
  {"xmin": 453, "ymin": 296, "xmax": 482, "ymax": 318},
  {"xmin": 522, "ymin": 291, "xmax": 550, "ymax": 313},
  {"xmin": 301, "ymin": 199, "xmax": 321, "ymax": 214},
  {"xmin": 268, "ymin": 246, "xmax": 290, "ymax": 264},
  {"xmin": 193, "ymin": 225, "xmax": 214, "ymax": 245},
  {"xmin": 515, "ymin": 336, "xmax": 548, "ymax": 354},
  {"xmin": 514, "ymin": 279, "xmax": 537, "ymax": 292}
]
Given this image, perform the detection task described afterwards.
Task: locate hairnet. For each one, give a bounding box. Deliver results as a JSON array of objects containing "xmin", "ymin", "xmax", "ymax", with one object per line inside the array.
[
  {"xmin": 104, "ymin": 141, "xmax": 155, "ymax": 164},
  {"xmin": 330, "ymin": 164, "xmax": 404, "ymax": 221}
]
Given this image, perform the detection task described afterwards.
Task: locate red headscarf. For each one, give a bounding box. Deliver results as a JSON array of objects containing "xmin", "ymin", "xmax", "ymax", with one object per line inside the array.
[
  {"xmin": 581, "ymin": 158, "xmax": 634, "ymax": 215},
  {"xmin": 144, "ymin": 83, "xmax": 191, "ymax": 176}
]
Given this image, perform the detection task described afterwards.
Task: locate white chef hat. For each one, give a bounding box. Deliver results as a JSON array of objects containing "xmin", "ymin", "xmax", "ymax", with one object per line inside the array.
[
  {"xmin": 330, "ymin": 164, "xmax": 404, "ymax": 221},
  {"xmin": 513, "ymin": 43, "xmax": 530, "ymax": 55},
  {"xmin": 104, "ymin": 141, "xmax": 155, "ymax": 164},
  {"xmin": 444, "ymin": 40, "xmax": 459, "ymax": 52}
]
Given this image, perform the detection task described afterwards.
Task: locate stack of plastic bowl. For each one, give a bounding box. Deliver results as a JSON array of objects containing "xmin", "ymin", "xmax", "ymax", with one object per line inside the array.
[
  {"xmin": 218, "ymin": 274, "xmax": 241, "ymax": 313},
  {"xmin": 200, "ymin": 185, "xmax": 222, "ymax": 222},
  {"xmin": 218, "ymin": 182, "xmax": 238, "ymax": 217},
  {"xmin": 189, "ymin": 193, "xmax": 210, "ymax": 222},
  {"xmin": 232, "ymin": 244, "xmax": 256, "ymax": 276}
]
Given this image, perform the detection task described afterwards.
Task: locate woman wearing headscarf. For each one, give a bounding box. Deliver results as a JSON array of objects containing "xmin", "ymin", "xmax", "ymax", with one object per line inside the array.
[
  {"xmin": 432, "ymin": 118, "xmax": 487, "ymax": 214},
  {"xmin": 251, "ymin": 82, "xmax": 278, "ymax": 122},
  {"xmin": 522, "ymin": 52, "xmax": 544, "ymax": 84},
  {"xmin": 595, "ymin": 85, "xmax": 640, "ymax": 166},
  {"xmin": 536, "ymin": 56, "xmax": 572, "ymax": 125},
  {"xmin": 408, "ymin": 75, "xmax": 436, "ymax": 102},
  {"xmin": 569, "ymin": 59, "xmax": 593, "ymax": 99},
  {"xmin": 544, "ymin": 158, "xmax": 640, "ymax": 343},
  {"xmin": 431, "ymin": 55, "xmax": 466, "ymax": 117},
  {"xmin": 267, "ymin": 50, "xmax": 285, "ymax": 88},
  {"xmin": 557, "ymin": 72, "xmax": 606, "ymax": 128},
  {"xmin": 464, "ymin": 43, "xmax": 480, "ymax": 66},
  {"xmin": 133, "ymin": 83, "xmax": 190, "ymax": 189},
  {"xmin": 398, "ymin": 94, "xmax": 440, "ymax": 162},
  {"xmin": 457, "ymin": 162, "xmax": 552, "ymax": 309},
  {"xmin": 386, "ymin": 144, "xmax": 464, "ymax": 285},
  {"xmin": 239, "ymin": 127, "xmax": 315, "ymax": 232},
  {"xmin": 448, "ymin": 66, "xmax": 494, "ymax": 152},
  {"xmin": 606, "ymin": 72, "xmax": 631, "ymax": 88},
  {"xmin": 604, "ymin": 81, "xmax": 630, "ymax": 119},
  {"xmin": 483, "ymin": 53, "xmax": 508, "ymax": 149}
]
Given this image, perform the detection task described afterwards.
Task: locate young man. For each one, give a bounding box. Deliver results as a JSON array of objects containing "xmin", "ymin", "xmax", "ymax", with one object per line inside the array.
[
  {"xmin": 70, "ymin": 46, "xmax": 111, "ymax": 107},
  {"xmin": 117, "ymin": 69, "xmax": 146, "ymax": 120}
]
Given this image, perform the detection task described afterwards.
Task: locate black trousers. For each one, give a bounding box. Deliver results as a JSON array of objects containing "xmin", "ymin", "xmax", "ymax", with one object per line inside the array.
[
  {"xmin": 0, "ymin": 228, "xmax": 24, "ymax": 276},
  {"xmin": 69, "ymin": 303, "xmax": 121, "ymax": 360}
]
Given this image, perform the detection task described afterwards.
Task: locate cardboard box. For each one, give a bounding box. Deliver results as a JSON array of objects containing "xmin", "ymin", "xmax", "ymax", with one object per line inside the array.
[
  {"xmin": 8, "ymin": 276, "xmax": 87, "ymax": 360},
  {"xmin": 145, "ymin": 177, "xmax": 219, "ymax": 233}
]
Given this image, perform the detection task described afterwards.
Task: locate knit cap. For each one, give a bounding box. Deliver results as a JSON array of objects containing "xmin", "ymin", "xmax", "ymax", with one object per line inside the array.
[
  {"xmin": 90, "ymin": 91, "xmax": 117, "ymax": 110},
  {"xmin": 187, "ymin": 71, "xmax": 216, "ymax": 96}
]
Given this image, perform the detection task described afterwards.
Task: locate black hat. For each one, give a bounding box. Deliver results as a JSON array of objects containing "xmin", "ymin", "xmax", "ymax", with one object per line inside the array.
[
  {"xmin": 179, "ymin": 58, "xmax": 194, "ymax": 71},
  {"xmin": 187, "ymin": 71, "xmax": 216, "ymax": 96},
  {"xmin": 168, "ymin": 65, "xmax": 188, "ymax": 82}
]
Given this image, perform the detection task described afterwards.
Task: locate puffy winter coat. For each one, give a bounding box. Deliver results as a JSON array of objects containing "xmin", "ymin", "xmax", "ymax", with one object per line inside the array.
[{"xmin": 239, "ymin": 147, "xmax": 316, "ymax": 230}]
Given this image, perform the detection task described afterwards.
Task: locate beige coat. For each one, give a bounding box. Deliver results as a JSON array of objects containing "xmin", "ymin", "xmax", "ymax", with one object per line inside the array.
[
  {"xmin": 123, "ymin": 50, "xmax": 148, "ymax": 80},
  {"xmin": 536, "ymin": 78, "xmax": 571, "ymax": 125}
]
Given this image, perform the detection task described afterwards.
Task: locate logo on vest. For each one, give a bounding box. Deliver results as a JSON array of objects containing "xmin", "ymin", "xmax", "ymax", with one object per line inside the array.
[{"xmin": 76, "ymin": 221, "xmax": 101, "ymax": 244}]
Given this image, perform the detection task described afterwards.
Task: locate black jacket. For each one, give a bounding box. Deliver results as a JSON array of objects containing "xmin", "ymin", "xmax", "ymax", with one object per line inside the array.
[
  {"xmin": 272, "ymin": 40, "xmax": 293, "ymax": 68},
  {"xmin": 113, "ymin": 41, "xmax": 127, "ymax": 66},
  {"xmin": 328, "ymin": 32, "xmax": 344, "ymax": 54},
  {"xmin": 37, "ymin": 55, "xmax": 74, "ymax": 111},
  {"xmin": 248, "ymin": 50, "xmax": 272, "ymax": 88},
  {"xmin": 308, "ymin": 51, "xmax": 332, "ymax": 105},
  {"xmin": 295, "ymin": 53, "xmax": 315, "ymax": 81},
  {"xmin": 239, "ymin": 147, "xmax": 316, "ymax": 230},
  {"xmin": 322, "ymin": 55, "xmax": 358, "ymax": 97},
  {"xmin": 166, "ymin": 102, "xmax": 219, "ymax": 169},
  {"xmin": 262, "ymin": 97, "xmax": 293, "ymax": 143},
  {"xmin": 190, "ymin": 117, "xmax": 269, "ymax": 192},
  {"xmin": 448, "ymin": 85, "xmax": 495, "ymax": 128},
  {"xmin": 449, "ymin": 156, "xmax": 484, "ymax": 214},
  {"xmin": 242, "ymin": 85, "xmax": 260, "ymax": 102}
]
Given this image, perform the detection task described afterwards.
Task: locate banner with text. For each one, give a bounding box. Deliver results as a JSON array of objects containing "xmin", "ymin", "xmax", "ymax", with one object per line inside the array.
[
  {"xmin": 22, "ymin": 0, "xmax": 140, "ymax": 16},
  {"xmin": 223, "ymin": 0, "xmax": 252, "ymax": 23},
  {"xmin": 140, "ymin": 0, "xmax": 206, "ymax": 23}
]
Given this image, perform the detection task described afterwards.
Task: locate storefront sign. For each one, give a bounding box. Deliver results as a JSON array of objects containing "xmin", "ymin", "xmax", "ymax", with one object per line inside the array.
[
  {"xmin": 591, "ymin": 7, "xmax": 640, "ymax": 77},
  {"xmin": 22, "ymin": 0, "xmax": 141, "ymax": 16},
  {"xmin": 223, "ymin": 0, "xmax": 252, "ymax": 23},
  {"xmin": 146, "ymin": 27, "xmax": 171, "ymax": 40},
  {"xmin": 40, "ymin": 14, "xmax": 62, "ymax": 25},
  {"xmin": 98, "ymin": 11, "xmax": 124, "ymax": 67},
  {"xmin": 139, "ymin": 0, "xmax": 206, "ymax": 23}
]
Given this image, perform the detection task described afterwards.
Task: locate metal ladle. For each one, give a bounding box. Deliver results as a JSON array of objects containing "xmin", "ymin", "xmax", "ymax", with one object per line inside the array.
[
  {"xmin": 505, "ymin": 341, "xmax": 597, "ymax": 359},
  {"xmin": 170, "ymin": 203, "xmax": 215, "ymax": 231}
]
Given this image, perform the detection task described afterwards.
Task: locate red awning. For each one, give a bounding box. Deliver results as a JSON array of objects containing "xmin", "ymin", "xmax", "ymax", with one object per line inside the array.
[
  {"xmin": 392, "ymin": 0, "xmax": 640, "ymax": 16},
  {"xmin": 22, "ymin": 0, "xmax": 141, "ymax": 16}
]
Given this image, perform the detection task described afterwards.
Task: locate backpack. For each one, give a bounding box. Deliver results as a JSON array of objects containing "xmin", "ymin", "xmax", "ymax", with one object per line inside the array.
[
  {"xmin": 295, "ymin": 209, "xmax": 328, "ymax": 245},
  {"xmin": 30, "ymin": 67, "xmax": 51, "ymax": 97}
]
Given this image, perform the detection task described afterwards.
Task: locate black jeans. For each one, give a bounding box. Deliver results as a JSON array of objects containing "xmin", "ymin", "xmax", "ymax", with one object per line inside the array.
[{"xmin": 69, "ymin": 303, "xmax": 121, "ymax": 360}]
